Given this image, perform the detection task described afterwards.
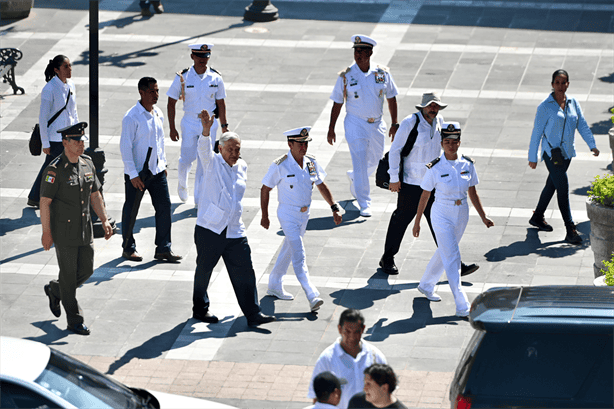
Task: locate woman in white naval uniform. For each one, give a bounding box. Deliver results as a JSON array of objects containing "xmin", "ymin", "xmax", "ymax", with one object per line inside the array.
[
  {"xmin": 261, "ymin": 127, "xmax": 342, "ymax": 312},
  {"xmin": 412, "ymin": 123, "xmax": 494, "ymax": 317}
]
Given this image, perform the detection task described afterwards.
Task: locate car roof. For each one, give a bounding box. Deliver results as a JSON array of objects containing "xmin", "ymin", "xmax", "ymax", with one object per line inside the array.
[
  {"xmin": 469, "ymin": 285, "xmax": 614, "ymax": 333},
  {"xmin": 0, "ymin": 337, "xmax": 50, "ymax": 382}
]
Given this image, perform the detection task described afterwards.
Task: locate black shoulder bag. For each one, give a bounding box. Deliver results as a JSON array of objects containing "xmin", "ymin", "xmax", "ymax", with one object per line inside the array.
[
  {"xmin": 29, "ymin": 91, "xmax": 72, "ymax": 156},
  {"xmin": 375, "ymin": 113, "xmax": 421, "ymax": 189},
  {"xmin": 546, "ymin": 101, "xmax": 567, "ymax": 166}
]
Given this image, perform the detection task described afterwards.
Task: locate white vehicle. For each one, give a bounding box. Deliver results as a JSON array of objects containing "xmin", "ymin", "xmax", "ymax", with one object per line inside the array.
[{"xmin": 0, "ymin": 337, "xmax": 235, "ymax": 409}]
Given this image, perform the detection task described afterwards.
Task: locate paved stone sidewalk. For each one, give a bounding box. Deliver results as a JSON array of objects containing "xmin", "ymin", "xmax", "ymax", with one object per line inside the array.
[{"xmin": 1, "ymin": 1, "xmax": 613, "ymax": 408}]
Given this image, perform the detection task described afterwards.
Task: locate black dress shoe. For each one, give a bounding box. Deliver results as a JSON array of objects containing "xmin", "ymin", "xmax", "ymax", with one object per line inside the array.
[
  {"xmin": 122, "ymin": 251, "xmax": 143, "ymax": 262},
  {"xmin": 44, "ymin": 284, "xmax": 61, "ymax": 317},
  {"xmin": 379, "ymin": 257, "xmax": 398, "ymax": 275},
  {"xmin": 67, "ymin": 323, "xmax": 90, "ymax": 336},
  {"xmin": 154, "ymin": 251, "xmax": 182, "ymax": 262},
  {"xmin": 461, "ymin": 263, "xmax": 479, "ymax": 277},
  {"xmin": 193, "ymin": 311, "xmax": 219, "ymax": 323},
  {"xmin": 247, "ymin": 313, "xmax": 275, "ymax": 327},
  {"xmin": 27, "ymin": 199, "xmax": 39, "ymax": 209}
]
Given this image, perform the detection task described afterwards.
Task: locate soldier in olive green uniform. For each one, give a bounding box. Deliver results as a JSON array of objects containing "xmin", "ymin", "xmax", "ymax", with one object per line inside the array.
[{"xmin": 40, "ymin": 122, "xmax": 113, "ymax": 336}]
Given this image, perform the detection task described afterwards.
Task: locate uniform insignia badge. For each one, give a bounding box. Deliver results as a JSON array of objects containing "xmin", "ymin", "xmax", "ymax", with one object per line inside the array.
[
  {"xmin": 354, "ymin": 91, "xmax": 359, "ymax": 99},
  {"xmin": 355, "ymin": 36, "xmax": 361, "ymax": 44},
  {"xmin": 187, "ymin": 85, "xmax": 195, "ymax": 88},
  {"xmin": 47, "ymin": 171, "xmax": 56, "ymax": 176},
  {"xmin": 300, "ymin": 128, "xmax": 308, "ymax": 137},
  {"xmin": 379, "ymin": 89, "xmax": 383, "ymax": 97},
  {"xmin": 45, "ymin": 175, "xmax": 55, "ymax": 184},
  {"xmin": 307, "ymin": 162, "xmax": 316, "ymax": 176},
  {"xmin": 461, "ymin": 170, "xmax": 470, "ymax": 175},
  {"xmin": 375, "ymin": 74, "xmax": 385, "ymax": 84}
]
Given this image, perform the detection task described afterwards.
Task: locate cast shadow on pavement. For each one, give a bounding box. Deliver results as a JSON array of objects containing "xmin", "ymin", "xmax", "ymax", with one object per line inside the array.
[
  {"xmin": 26, "ymin": 320, "xmax": 71, "ymax": 346},
  {"xmin": 364, "ymin": 298, "xmax": 463, "ymax": 343},
  {"xmin": 259, "ymin": 295, "xmax": 319, "ymax": 324},
  {"xmin": 0, "ymin": 207, "xmax": 40, "ymax": 237},
  {"xmin": 106, "ymin": 316, "xmax": 267, "ymax": 375},
  {"xmin": 329, "ymin": 271, "xmax": 416, "ymax": 310},
  {"xmin": 484, "ymin": 223, "xmax": 590, "ymax": 262},
  {"xmin": 73, "ymin": 20, "xmax": 254, "ymax": 69}
]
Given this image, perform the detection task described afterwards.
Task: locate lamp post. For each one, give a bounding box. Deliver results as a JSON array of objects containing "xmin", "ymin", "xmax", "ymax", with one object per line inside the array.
[
  {"xmin": 86, "ymin": 0, "xmax": 115, "ymax": 237},
  {"xmin": 244, "ymin": 1, "xmax": 278, "ymax": 22}
]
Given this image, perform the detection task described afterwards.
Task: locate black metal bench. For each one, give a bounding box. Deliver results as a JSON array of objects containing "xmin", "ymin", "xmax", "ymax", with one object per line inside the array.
[{"xmin": 0, "ymin": 48, "xmax": 25, "ymax": 95}]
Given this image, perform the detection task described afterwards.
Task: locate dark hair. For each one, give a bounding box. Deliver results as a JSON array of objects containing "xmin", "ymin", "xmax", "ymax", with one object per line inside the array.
[
  {"xmin": 44, "ymin": 55, "xmax": 69, "ymax": 82},
  {"xmin": 364, "ymin": 364, "xmax": 397, "ymax": 393},
  {"xmin": 313, "ymin": 371, "xmax": 341, "ymax": 402},
  {"xmin": 338, "ymin": 308, "xmax": 364, "ymax": 327},
  {"xmin": 551, "ymin": 69, "xmax": 569, "ymax": 84},
  {"xmin": 138, "ymin": 76, "xmax": 157, "ymax": 91}
]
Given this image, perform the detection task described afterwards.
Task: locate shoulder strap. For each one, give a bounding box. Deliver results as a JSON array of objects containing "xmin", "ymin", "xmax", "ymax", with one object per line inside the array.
[
  {"xmin": 47, "ymin": 91, "xmax": 71, "ymax": 128},
  {"xmin": 210, "ymin": 67, "xmax": 222, "ymax": 76},
  {"xmin": 425, "ymin": 157, "xmax": 440, "ymax": 169},
  {"xmin": 274, "ymin": 154, "xmax": 287, "ymax": 165},
  {"xmin": 143, "ymin": 147, "xmax": 153, "ymax": 171},
  {"xmin": 339, "ymin": 67, "xmax": 351, "ymax": 101},
  {"xmin": 462, "ymin": 154, "xmax": 474, "ymax": 164},
  {"xmin": 400, "ymin": 113, "xmax": 421, "ymax": 158}
]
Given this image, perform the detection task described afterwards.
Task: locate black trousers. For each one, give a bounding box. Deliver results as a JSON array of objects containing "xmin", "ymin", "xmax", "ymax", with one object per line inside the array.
[
  {"xmin": 49, "ymin": 243, "xmax": 94, "ymax": 325},
  {"xmin": 121, "ymin": 172, "xmax": 172, "ymax": 254},
  {"xmin": 382, "ymin": 183, "xmax": 436, "ymax": 261},
  {"xmin": 193, "ymin": 225, "xmax": 261, "ymax": 319}
]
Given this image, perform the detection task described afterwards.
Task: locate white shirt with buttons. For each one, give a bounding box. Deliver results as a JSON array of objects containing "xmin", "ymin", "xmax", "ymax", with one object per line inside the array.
[
  {"xmin": 420, "ymin": 153, "xmax": 479, "ymax": 202},
  {"xmin": 120, "ymin": 102, "xmax": 167, "ymax": 179},
  {"xmin": 166, "ymin": 66, "xmax": 226, "ymax": 115},
  {"xmin": 389, "ymin": 111, "xmax": 445, "ymax": 185},
  {"xmin": 261, "ymin": 151, "xmax": 326, "ymax": 207},
  {"xmin": 195, "ymin": 135, "xmax": 247, "ymax": 238},
  {"xmin": 330, "ymin": 63, "xmax": 398, "ymax": 120}
]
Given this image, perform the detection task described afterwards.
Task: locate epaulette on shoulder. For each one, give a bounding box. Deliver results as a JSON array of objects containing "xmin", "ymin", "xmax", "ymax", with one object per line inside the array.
[
  {"xmin": 462, "ymin": 154, "xmax": 475, "ymax": 164},
  {"xmin": 177, "ymin": 67, "xmax": 189, "ymax": 76},
  {"xmin": 49, "ymin": 155, "xmax": 62, "ymax": 168},
  {"xmin": 376, "ymin": 64, "xmax": 389, "ymax": 73},
  {"xmin": 210, "ymin": 67, "xmax": 222, "ymax": 76},
  {"xmin": 338, "ymin": 67, "xmax": 351, "ymax": 77},
  {"xmin": 305, "ymin": 153, "xmax": 316, "ymax": 161},
  {"xmin": 274, "ymin": 154, "xmax": 288, "ymax": 165},
  {"xmin": 81, "ymin": 153, "xmax": 93, "ymax": 163},
  {"xmin": 425, "ymin": 157, "xmax": 441, "ymax": 169}
]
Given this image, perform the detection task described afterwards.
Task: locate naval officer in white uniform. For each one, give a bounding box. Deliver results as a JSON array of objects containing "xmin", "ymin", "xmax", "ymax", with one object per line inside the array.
[
  {"xmin": 327, "ymin": 34, "xmax": 399, "ymax": 217},
  {"xmin": 412, "ymin": 122, "xmax": 494, "ymax": 317},
  {"xmin": 167, "ymin": 43, "xmax": 229, "ymax": 204},
  {"xmin": 260, "ymin": 127, "xmax": 342, "ymax": 312}
]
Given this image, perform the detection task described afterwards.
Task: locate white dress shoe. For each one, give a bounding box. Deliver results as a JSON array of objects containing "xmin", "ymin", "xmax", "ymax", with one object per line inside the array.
[
  {"xmin": 360, "ymin": 207, "xmax": 372, "ymax": 217},
  {"xmin": 456, "ymin": 309, "xmax": 470, "ymax": 318},
  {"xmin": 417, "ymin": 285, "xmax": 442, "ymax": 302},
  {"xmin": 178, "ymin": 185, "xmax": 188, "ymax": 203},
  {"xmin": 309, "ymin": 297, "xmax": 324, "ymax": 312},
  {"xmin": 267, "ymin": 288, "xmax": 294, "ymax": 300}
]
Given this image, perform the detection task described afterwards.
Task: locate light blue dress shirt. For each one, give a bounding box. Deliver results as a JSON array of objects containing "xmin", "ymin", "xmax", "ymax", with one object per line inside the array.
[{"xmin": 528, "ymin": 93, "xmax": 596, "ymax": 163}]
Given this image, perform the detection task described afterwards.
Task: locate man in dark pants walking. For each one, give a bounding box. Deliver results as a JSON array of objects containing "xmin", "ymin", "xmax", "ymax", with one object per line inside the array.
[
  {"xmin": 192, "ymin": 110, "xmax": 274, "ymax": 327},
  {"xmin": 40, "ymin": 122, "xmax": 114, "ymax": 336},
  {"xmin": 120, "ymin": 77, "xmax": 182, "ymax": 263},
  {"xmin": 380, "ymin": 92, "xmax": 478, "ymax": 277}
]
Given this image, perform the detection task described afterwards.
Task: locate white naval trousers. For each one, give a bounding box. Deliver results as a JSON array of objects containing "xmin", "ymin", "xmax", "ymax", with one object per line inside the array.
[
  {"xmin": 344, "ymin": 114, "xmax": 386, "ymax": 210},
  {"xmin": 178, "ymin": 115, "xmax": 219, "ymax": 202},
  {"xmin": 419, "ymin": 200, "xmax": 471, "ymax": 313},
  {"xmin": 268, "ymin": 204, "xmax": 320, "ymax": 300}
]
